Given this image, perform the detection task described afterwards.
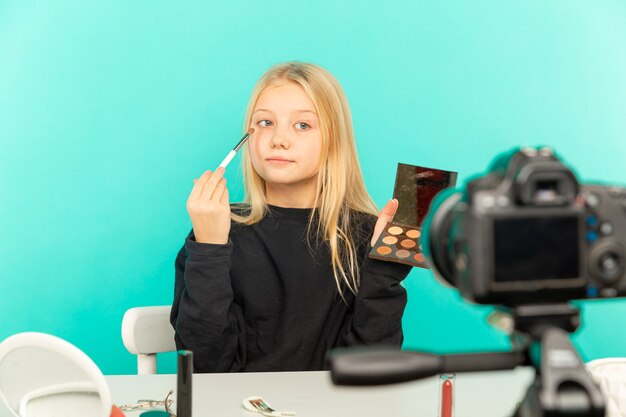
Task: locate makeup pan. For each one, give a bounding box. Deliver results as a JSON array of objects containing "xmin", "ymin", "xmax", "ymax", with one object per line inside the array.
[
  {"xmin": 370, "ymin": 222, "xmax": 427, "ymax": 267},
  {"xmin": 369, "ymin": 163, "xmax": 458, "ymax": 268}
]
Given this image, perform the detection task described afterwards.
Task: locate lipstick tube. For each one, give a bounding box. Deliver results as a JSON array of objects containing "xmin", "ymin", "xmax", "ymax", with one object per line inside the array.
[{"xmin": 438, "ymin": 373, "xmax": 455, "ymax": 417}]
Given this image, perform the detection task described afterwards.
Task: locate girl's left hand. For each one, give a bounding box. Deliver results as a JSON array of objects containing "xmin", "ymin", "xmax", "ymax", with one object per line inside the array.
[{"xmin": 371, "ymin": 199, "xmax": 398, "ymax": 247}]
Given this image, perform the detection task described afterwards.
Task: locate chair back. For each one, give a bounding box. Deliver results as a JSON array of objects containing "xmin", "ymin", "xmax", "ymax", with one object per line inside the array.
[{"xmin": 121, "ymin": 306, "xmax": 176, "ymax": 375}]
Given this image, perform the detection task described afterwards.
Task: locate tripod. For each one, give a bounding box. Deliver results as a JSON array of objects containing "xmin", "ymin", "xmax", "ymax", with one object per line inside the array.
[
  {"xmin": 329, "ymin": 304, "xmax": 606, "ymax": 417},
  {"xmin": 509, "ymin": 304, "xmax": 604, "ymax": 417}
]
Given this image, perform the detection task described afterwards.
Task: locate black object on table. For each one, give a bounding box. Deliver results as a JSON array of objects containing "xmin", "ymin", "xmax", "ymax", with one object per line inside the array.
[{"xmin": 177, "ymin": 350, "xmax": 193, "ymax": 417}]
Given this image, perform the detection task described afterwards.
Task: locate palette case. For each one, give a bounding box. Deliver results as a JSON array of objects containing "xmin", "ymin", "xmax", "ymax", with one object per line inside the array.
[{"xmin": 369, "ymin": 163, "xmax": 458, "ymax": 268}]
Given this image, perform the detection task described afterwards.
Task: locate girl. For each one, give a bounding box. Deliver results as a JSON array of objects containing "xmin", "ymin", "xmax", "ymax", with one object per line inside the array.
[{"xmin": 170, "ymin": 62, "xmax": 412, "ymax": 372}]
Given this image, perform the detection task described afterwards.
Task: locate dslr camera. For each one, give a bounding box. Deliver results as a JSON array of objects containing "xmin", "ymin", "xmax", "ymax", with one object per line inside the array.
[
  {"xmin": 329, "ymin": 147, "xmax": 623, "ymax": 417},
  {"xmin": 424, "ymin": 146, "xmax": 626, "ymax": 306}
]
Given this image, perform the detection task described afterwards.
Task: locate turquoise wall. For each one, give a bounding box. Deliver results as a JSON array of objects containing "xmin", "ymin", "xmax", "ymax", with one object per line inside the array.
[{"xmin": 1, "ymin": 1, "xmax": 625, "ymax": 374}]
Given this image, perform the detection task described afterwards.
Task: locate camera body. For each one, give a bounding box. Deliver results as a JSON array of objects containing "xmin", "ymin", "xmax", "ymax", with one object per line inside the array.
[{"xmin": 425, "ymin": 147, "xmax": 626, "ymax": 306}]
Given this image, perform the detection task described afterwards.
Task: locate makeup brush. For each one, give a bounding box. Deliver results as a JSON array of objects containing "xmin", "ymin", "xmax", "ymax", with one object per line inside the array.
[{"xmin": 218, "ymin": 128, "xmax": 255, "ymax": 168}]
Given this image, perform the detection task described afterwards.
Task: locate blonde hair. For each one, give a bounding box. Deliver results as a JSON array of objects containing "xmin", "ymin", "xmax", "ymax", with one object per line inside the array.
[{"xmin": 233, "ymin": 62, "xmax": 378, "ymax": 296}]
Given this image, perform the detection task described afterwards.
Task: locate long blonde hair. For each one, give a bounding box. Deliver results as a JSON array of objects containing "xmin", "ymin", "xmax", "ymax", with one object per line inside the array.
[{"xmin": 233, "ymin": 62, "xmax": 378, "ymax": 296}]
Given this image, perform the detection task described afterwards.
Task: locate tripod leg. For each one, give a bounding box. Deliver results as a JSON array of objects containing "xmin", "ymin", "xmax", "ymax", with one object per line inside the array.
[{"xmin": 510, "ymin": 382, "xmax": 542, "ymax": 417}]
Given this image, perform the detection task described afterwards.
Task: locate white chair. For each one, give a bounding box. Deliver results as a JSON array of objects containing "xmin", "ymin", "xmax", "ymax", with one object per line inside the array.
[{"xmin": 121, "ymin": 306, "xmax": 176, "ymax": 375}]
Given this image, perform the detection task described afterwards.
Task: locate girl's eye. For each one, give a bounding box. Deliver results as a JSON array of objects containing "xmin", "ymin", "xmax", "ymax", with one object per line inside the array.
[
  {"xmin": 295, "ymin": 122, "xmax": 310, "ymax": 130},
  {"xmin": 258, "ymin": 120, "xmax": 273, "ymax": 127}
]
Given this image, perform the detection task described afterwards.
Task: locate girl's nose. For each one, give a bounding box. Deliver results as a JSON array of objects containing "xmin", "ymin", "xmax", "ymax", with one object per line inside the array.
[{"xmin": 270, "ymin": 127, "xmax": 290, "ymax": 149}]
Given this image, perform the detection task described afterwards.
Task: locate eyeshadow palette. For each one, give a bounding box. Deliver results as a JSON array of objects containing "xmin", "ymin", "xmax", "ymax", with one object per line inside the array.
[
  {"xmin": 369, "ymin": 221, "xmax": 427, "ymax": 267},
  {"xmin": 369, "ymin": 163, "xmax": 458, "ymax": 268}
]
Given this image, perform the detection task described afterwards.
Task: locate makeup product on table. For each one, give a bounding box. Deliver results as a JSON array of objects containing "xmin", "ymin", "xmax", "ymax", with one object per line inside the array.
[
  {"xmin": 242, "ymin": 396, "xmax": 296, "ymax": 416},
  {"xmin": 439, "ymin": 373, "xmax": 455, "ymax": 417},
  {"xmin": 369, "ymin": 163, "xmax": 457, "ymax": 268},
  {"xmin": 139, "ymin": 411, "xmax": 171, "ymax": 416},
  {"xmin": 177, "ymin": 350, "xmax": 193, "ymax": 417},
  {"xmin": 219, "ymin": 128, "xmax": 255, "ymax": 168},
  {"xmin": 119, "ymin": 390, "xmax": 174, "ymax": 415}
]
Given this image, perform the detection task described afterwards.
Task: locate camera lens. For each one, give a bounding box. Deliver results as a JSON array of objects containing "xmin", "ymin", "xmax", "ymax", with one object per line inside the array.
[{"xmin": 424, "ymin": 191, "xmax": 463, "ymax": 287}]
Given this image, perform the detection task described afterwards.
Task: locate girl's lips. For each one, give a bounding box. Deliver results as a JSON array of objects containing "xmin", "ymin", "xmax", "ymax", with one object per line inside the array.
[{"xmin": 266, "ymin": 157, "xmax": 294, "ymax": 164}]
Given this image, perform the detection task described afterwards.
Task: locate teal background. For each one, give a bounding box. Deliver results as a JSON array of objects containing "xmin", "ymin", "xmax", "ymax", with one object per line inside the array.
[{"xmin": 1, "ymin": 1, "xmax": 625, "ymax": 375}]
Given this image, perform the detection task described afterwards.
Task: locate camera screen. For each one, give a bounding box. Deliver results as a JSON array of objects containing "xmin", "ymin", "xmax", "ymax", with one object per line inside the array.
[{"xmin": 493, "ymin": 216, "xmax": 580, "ymax": 282}]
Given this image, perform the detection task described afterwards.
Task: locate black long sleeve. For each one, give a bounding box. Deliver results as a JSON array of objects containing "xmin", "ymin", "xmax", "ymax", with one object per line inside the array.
[
  {"xmin": 171, "ymin": 205, "xmax": 411, "ymax": 372},
  {"xmin": 339, "ymin": 258, "xmax": 409, "ymax": 347},
  {"xmin": 171, "ymin": 239, "xmax": 247, "ymax": 372}
]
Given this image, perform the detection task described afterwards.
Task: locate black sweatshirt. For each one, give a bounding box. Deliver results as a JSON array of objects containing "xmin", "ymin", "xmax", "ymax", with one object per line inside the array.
[{"xmin": 170, "ymin": 204, "xmax": 411, "ymax": 373}]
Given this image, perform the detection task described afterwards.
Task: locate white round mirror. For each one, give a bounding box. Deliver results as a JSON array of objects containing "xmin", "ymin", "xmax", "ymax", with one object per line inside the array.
[{"xmin": 0, "ymin": 332, "xmax": 111, "ymax": 417}]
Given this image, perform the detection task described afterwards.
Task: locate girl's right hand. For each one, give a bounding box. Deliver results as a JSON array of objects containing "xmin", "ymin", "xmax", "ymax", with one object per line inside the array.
[{"xmin": 186, "ymin": 167, "xmax": 231, "ymax": 244}]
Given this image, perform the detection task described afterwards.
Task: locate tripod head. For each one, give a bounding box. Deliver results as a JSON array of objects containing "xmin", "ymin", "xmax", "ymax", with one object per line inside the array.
[{"xmin": 328, "ymin": 304, "xmax": 606, "ymax": 417}]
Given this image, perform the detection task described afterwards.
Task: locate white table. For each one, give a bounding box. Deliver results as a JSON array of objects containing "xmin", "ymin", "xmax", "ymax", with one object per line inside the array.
[{"xmin": 0, "ymin": 368, "xmax": 535, "ymax": 417}]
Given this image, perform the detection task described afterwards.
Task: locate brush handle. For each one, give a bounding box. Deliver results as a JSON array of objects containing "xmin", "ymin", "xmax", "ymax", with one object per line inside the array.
[{"xmin": 219, "ymin": 150, "xmax": 236, "ymax": 168}]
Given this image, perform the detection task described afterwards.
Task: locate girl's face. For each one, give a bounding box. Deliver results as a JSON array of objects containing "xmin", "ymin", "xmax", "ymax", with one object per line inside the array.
[{"xmin": 248, "ymin": 81, "xmax": 323, "ymax": 193}]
